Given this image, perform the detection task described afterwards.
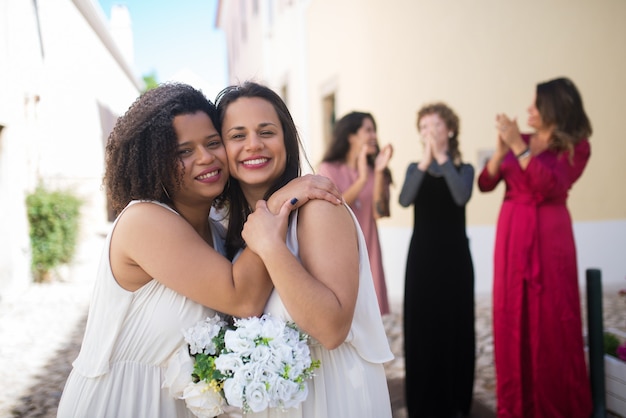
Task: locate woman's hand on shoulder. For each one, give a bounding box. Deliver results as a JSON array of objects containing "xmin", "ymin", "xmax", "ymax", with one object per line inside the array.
[{"xmin": 266, "ymin": 174, "xmax": 342, "ymax": 213}]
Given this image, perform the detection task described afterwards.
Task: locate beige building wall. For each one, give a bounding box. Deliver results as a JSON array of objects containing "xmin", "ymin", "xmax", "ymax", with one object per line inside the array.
[{"xmin": 218, "ymin": 0, "xmax": 626, "ymax": 300}]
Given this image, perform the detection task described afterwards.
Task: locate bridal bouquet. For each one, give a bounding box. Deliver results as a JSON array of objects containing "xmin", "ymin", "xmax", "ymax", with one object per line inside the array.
[{"xmin": 164, "ymin": 313, "xmax": 320, "ymax": 418}]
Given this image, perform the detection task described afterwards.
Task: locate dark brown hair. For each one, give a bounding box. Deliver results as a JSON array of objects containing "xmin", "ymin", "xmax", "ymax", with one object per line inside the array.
[
  {"xmin": 215, "ymin": 81, "xmax": 306, "ymax": 259},
  {"xmin": 322, "ymin": 111, "xmax": 393, "ymax": 183},
  {"xmin": 535, "ymin": 77, "xmax": 592, "ymax": 154}
]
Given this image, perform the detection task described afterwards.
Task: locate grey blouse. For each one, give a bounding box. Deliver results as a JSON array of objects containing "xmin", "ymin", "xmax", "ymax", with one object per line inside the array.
[{"xmin": 398, "ymin": 159, "xmax": 474, "ymax": 207}]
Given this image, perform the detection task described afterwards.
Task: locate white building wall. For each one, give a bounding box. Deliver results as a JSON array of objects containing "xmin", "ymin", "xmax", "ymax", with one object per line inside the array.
[
  {"xmin": 0, "ymin": 0, "xmax": 140, "ymax": 295},
  {"xmin": 0, "ymin": 0, "xmax": 49, "ymax": 293}
]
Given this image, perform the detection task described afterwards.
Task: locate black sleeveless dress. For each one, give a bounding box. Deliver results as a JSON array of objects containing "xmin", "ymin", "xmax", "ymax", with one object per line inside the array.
[{"xmin": 403, "ymin": 170, "xmax": 475, "ymax": 418}]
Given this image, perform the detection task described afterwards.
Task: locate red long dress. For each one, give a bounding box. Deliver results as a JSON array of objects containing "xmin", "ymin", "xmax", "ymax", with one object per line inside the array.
[{"xmin": 478, "ymin": 135, "xmax": 592, "ymax": 418}]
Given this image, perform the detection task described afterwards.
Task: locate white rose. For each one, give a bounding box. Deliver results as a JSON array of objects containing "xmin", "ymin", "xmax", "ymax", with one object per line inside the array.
[
  {"xmin": 233, "ymin": 318, "xmax": 262, "ymax": 340},
  {"xmin": 249, "ymin": 344, "xmax": 272, "ymax": 364},
  {"xmin": 244, "ymin": 381, "xmax": 270, "ymax": 412},
  {"xmin": 224, "ymin": 329, "xmax": 255, "ymax": 354},
  {"xmin": 182, "ymin": 381, "xmax": 225, "ymax": 418},
  {"xmin": 271, "ymin": 378, "xmax": 306, "ymax": 409},
  {"xmin": 259, "ymin": 315, "xmax": 283, "ymax": 340},
  {"xmin": 263, "ymin": 351, "xmax": 284, "ymax": 373},
  {"xmin": 162, "ymin": 345, "xmax": 194, "ymax": 398},
  {"xmin": 214, "ymin": 352, "xmax": 244, "ymax": 375},
  {"xmin": 273, "ymin": 344, "xmax": 294, "ymax": 367},
  {"xmin": 222, "ymin": 376, "xmax": 245, "ymax": 408}
]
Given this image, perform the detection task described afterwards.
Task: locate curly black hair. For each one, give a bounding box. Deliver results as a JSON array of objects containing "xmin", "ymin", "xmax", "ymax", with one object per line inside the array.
[{"xmin": 104, "ymin": 83, "xmax": 219, "ymax": 214}]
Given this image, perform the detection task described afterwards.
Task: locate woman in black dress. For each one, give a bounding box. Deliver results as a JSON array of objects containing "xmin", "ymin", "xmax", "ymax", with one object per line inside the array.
[{"xmin": 399, "ymin": 102, "xmax": 475, "ymax": 418}]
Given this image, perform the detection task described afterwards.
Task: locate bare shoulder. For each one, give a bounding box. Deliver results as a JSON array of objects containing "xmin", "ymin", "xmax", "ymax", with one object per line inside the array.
[
  {"xmin": 118, "ymin": 201, "xmax": 175, "ymax": 223},
  {"xmin": 298, "ymin": 200, "xmax": 356, "ymax": 233},
  {"xmin": 113, "ymin": 201, "xmax": 183, "ymax": 239}
]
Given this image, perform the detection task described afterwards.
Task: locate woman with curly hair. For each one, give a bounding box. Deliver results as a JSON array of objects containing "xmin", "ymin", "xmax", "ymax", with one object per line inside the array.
[
  {"xmin": 399, "ymin": 102, "xmax": 475, "ymax": 418},
  {"xmin": 56, "ymin": 83, "xmax": 340, "ymax": 417},
  {"xmin": 479, "ymin": 77, "xmax": 592, "ymax": 418}
]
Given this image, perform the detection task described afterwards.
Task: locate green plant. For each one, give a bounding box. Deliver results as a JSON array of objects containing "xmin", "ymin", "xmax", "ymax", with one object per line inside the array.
[
  {"xmin": 605, "ymin": 332, "xmax": 621, "ymax": 358},
  {"xmin": 26, "ymin": 185, "xmax": 82, "ymax": 282}
]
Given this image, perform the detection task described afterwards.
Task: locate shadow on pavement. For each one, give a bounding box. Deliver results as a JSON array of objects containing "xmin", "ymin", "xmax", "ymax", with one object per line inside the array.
[
  {"xmin": 388, "ymin": 376, "xmax": 496, "ymax": 418},
  {"xmin": 11, "ymin": 314, "xmax": 86, "ymax": 418}
]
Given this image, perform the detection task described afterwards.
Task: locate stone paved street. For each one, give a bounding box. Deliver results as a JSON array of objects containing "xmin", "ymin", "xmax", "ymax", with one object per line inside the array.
[{"xmin": 0, "ymin": 232, "xmax": 624, "ymax": 418}]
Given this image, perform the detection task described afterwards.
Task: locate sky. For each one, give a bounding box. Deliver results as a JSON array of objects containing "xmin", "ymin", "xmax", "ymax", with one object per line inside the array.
[{"xmin": 97, "ymin": 0, "xmax": 228, "ymax": 98}]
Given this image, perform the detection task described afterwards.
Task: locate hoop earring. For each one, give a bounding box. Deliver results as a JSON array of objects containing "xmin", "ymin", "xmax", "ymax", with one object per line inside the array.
[{"xmin": 161, "ymin": 183, "xmax": 171, "ymax": 200}]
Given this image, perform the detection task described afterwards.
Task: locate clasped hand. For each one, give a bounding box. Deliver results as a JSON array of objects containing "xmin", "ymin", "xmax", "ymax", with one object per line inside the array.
[
  {"xmin": 420, "ymin": 131, "xmax": 449, "ymax": 166},
  {"xmin": 495, "ymin": 113, "xmax": 523, "ymax": 147}
]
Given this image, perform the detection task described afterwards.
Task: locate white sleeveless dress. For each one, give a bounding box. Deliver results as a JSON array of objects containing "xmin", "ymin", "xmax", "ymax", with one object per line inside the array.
[
  {"xmin": 57, "ymin": 200, "xmax": 225, "ymax": 418},
  {"xmin": 237, "ymin": 206, "xmax": 394, "ymax": 418}
]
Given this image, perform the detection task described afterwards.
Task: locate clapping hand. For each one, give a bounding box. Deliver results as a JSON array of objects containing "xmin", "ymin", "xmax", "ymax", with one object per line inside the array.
[
  {"xmin": 495, "ymin": 113, "xmax": 521, "ymax": 147},
  {"xmin": 429, "ymin": 131, "xmax": 449, "ymax": 165},
  {"xmin": 375, "ymin": 143, "xmax": 393, "ymax": 172}
]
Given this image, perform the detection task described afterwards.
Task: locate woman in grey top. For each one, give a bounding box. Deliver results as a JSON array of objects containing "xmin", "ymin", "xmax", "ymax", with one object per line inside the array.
[{"xmin": 398, "ymin": 102, "xmax": 475, "ymax": 418}]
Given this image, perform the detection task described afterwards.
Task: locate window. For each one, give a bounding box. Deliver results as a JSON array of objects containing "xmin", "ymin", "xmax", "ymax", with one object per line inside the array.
[{"xmin": 322, "ymin": 93, "xmax": 336, "ymax": 149}]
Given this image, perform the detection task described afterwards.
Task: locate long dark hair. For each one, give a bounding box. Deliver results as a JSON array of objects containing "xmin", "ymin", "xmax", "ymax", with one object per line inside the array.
[
  {"xmin": 322, "ymin": 111, "xmax": 392, "ymax": 183},
  {"xmin": 536, "ymin": 77, "xmax": 592, "ymax": 154},
  {"xmin": 215, "ymin": 81, "xmax": 305, "ymax": 259},
  {"xmin": 104, "ymin": 82, "xmax": 219, "ymax": 214}
]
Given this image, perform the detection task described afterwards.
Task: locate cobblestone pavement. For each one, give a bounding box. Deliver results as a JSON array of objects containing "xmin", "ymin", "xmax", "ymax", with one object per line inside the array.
[{"xmin": 0, "ymin": 232, "xmax": 624, "ymax": 418}]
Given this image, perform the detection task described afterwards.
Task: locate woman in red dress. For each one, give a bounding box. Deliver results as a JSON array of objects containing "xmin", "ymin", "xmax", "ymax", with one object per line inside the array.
[{"xmin": 478, "ymin": 77, "xmax": 593, "ymax": 418}]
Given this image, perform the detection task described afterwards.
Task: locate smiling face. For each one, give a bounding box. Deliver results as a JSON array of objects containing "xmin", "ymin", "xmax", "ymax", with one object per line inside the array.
[
  {"xmin": 350, "ymin": 116, "xmax": 378, "ymax": 155},
  {"xmin": 220, "ymin": 97, "xmax": 287, "ymax": 201},
  {"xmin": 527, "ymin": 95, "xmax": 546, "ymax": 130},
  {"xmin": 172, "ymin": 111, "xmax": 228, "ymax": 206}
]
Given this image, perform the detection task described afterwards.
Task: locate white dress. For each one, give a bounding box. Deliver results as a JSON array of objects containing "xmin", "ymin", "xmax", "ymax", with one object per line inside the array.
[
  {"xmin": 240, "ymin": 206, "xmax": 394, "ymax": 418},
  {"xmin": 57, "ymin": 200, "xmax": 225, "ymax": 418}
]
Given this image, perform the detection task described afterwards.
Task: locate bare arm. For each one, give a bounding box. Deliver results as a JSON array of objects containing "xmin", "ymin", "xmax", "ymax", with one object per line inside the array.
[
  {"xmin": 242, "ymin": 199, "xmax": 359, "ymax": 349},
  {"xmin": 110, "ymin": 202, "xmax": 273, "ymax": 318},
  {"xmin": 340, "ymin": 145, "xmax": 369, "ymax": 208}
]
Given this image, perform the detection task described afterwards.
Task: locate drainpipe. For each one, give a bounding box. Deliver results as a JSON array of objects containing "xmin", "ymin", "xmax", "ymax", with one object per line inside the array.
[{"xmin": 586, "ymin": 268, "xmax": 607, "ymax": 418}]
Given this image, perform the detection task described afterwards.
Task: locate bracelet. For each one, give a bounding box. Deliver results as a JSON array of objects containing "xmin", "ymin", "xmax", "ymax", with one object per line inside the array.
[{"xmin": 516, "ymin": 148, "xmax": 531, "ymax": 160}]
